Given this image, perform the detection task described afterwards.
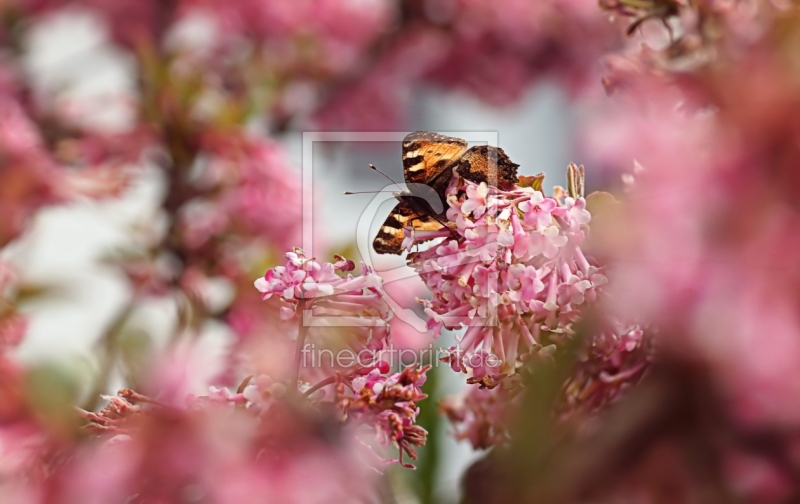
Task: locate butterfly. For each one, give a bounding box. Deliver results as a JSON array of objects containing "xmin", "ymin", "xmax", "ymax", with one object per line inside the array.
[{"xmin": 373, "ymin": 132, "xmax": 519, "ymax": 255}]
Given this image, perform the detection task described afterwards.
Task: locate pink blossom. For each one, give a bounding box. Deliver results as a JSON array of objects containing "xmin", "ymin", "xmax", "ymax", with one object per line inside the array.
[
  {"xmin": 561, "ymin": 196, "xmax": 592, "ymax": 226},
  {"xmin": 255, "ymin": 249, "xmax": 381, "ymax": 302},
  {"xmin": 507, "ymin": 264, "xmax": 545, "ymax": 305},
  {"xmin": 461, "ymin": 182, "xmax": 491, "ymax": 218},
  {"xmin": 255, "ymin": 249, "xmax": 391, "ymax": 379},
  {"xmin": 422, "ymin": 0, "xmax": 619, "ymax": 104},
  {"xmin": 188, "ymin": 0, "xmax": 395, "ymax": 77},
  {"xmin": 407, "ymin": 171, "xmax": 602, "ymax": 383},
  {"xmin": 313, "ymin": 27, "xmax": 450, "ymax": 130},
  {"xmin": 441, "ymin": 382, "xmax": 521, "ymax": 449},
  {"xmin": 336, "ymin": 365, "xmax": 429, "ymax": 468},
  {"xmin": 198, "ymin": 135, "xmax": 303, "ymax": 254},
  {"xmin": 519, "ymin": 191, "xmax": 557, "ymax": 229},
  {"xmin": 558, "ymin": 322, "xmax": 651, "ymax": 419},
  {"xmin": 71, "ymin": 387, "xmax": 382, "ymax": 504}
]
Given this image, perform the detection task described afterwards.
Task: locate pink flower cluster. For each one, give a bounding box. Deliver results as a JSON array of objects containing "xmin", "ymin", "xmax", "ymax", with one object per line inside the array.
[
  {"xmin": 558, "ymin": 322, "xmax": 651, "ymax": 420},
  {"xmin": 316, "ymin": 0, "xmax": 621, "ymax": 130},
  {"xmin": 251, "ymin": 250, "xmax": 431, "ymax": 467},
  {"xmin": 0, "ymin": 73, "xmax": 137, "ymax": 248},
  {"xmin": 70, "ymin": 387, "xmax": 380, "ymax": 504},
  {"xmin": 423, "ymin": 0, "xmax": 610, "ymax": 103},
  {"xmin": 441, "ymin": 381, "xmax": 521, "ymax": 449},
  {"xmin": 338, "ymin": 365, "xmax": 429, "ymax": 468},
  {"xmin": 83, "ymin": 368, "xmax": 430, "ymax": 471},
  {"xmin": 441, "ymin": 319, "xmax": 651, "ymax": 450},
  {"xmin": 177, "ymin": 134, "xmax": 303, "ymax": 257},
  {"xmin": 193, "ymin": 0, "xmax": 396, "ymax": 76},
  {"xmin": 254, "ymin": 249, "xmax": 390, "ymax": 372},
  {"xmin": 409, "ymin": 168, "xmax": 606, "ymax": 385}
]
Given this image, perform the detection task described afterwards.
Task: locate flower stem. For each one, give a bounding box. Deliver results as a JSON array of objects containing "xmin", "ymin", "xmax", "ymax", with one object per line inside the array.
[
  {"xmin": 290, "ymin": 299, "xmax": 310, "ymax": 394},
  {"xmin": 81, "ymin": 301, "xmax": 136, "ymax": 411},
  {"xmin": 303, "ymin": 375, "xmax": 336, "ymax": 398}
]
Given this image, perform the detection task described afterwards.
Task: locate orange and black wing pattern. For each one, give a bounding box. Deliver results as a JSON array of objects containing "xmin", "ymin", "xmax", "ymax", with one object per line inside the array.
[
  {"xmin": 372, "ymin": 200, "xmax": 444, "ymax": 255},
  {"xmin": 402, "ymin": 132, "xmax": 468, "ymax": 186},
  {"xmin": 373, "ymin": 132, "xmax": 519, "ymax": 255},
  {"xmin": 454, "ymin": 145, "xmax": 519, "ymax": 188}
]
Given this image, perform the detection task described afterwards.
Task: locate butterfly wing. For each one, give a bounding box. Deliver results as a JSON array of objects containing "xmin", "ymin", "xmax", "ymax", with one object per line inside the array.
[
  {"xmin": 454, "ymin": 145, "xmax": 519, "ymax": 187},
  {"xmin": 373, "ymin": 200, "xmax": 444, "ymax": 255},
  {"xmin": 402, "ymin": 132, "xmax": 468, "ymax": 186},
  {"xmin": 373, "ymin": 133, "xmax": 519, "ymax": 255}
]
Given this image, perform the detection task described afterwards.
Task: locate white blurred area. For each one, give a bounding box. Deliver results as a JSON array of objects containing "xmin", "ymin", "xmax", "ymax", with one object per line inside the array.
[{"xmin": 4, "ymin": 7, "xmax": 574, "ymax": 502}]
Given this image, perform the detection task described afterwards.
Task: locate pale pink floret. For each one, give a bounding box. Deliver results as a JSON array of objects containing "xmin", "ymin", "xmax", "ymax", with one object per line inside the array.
[
  {"xmin": 507, "ymin": 264, "xmax": 545, "ymax": 304},
  {"xmin": 461, "ymin": 182, "xmax": 491, "ymax": 218},
  {"xmin": 562, "ymin": 197, "xmax": 591, "ymax": 227},
  {"xmin": 519, "ymin": 192, "xmax": 557, "ymax": 229}
]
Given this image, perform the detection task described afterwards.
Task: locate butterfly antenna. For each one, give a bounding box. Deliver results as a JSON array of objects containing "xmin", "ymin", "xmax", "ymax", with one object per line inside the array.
[
  {"xmin": 343, "ymin": 190, "xmax": 398, "ymax": 195},
  {"xmin": 369, "ymin": 163, "xmax": 403, "ymax": 191}
]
